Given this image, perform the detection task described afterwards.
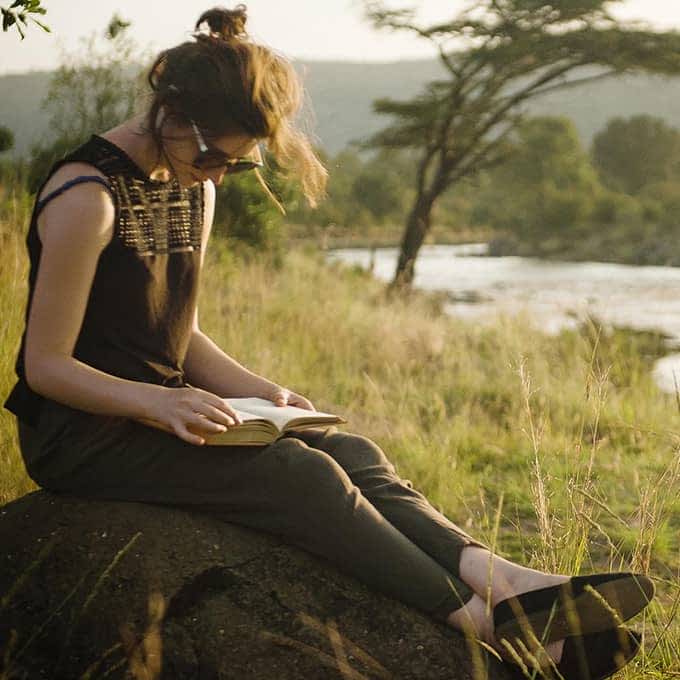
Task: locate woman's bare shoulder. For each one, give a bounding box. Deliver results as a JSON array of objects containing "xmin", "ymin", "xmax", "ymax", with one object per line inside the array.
[
  {"xmin": 36, "ymin": 161, "xmax": 115, "ymax": 247},
  {"xmin": 37, "ymin": 161, "xmax": 110, "ymax": 204}
]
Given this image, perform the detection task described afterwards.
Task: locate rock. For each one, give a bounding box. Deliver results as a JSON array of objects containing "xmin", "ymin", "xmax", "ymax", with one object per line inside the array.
[
  {"xmin": 486, "ymin": 237, "xmax": 518, "ymax": 257},
  {"xmin": 0, "ymin": 490, "xmax": 515, "ymax": 680}
]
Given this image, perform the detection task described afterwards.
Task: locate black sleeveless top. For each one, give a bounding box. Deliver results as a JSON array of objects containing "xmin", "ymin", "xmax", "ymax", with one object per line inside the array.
[{"xmin": 4, "ymin": 134, "xmax": 205, "ymax": 427}]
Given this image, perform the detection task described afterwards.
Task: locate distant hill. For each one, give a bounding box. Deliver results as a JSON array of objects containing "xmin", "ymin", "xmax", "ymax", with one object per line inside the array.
[{"xmin": 2, "ymin": 59, "xmax": 680, "ymax": 159}]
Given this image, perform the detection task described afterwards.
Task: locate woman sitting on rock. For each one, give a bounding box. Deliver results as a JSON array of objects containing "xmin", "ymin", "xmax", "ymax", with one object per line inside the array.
[{"xmin": 5, "ymin": 5, "xmax": 654, "ymax": 678}]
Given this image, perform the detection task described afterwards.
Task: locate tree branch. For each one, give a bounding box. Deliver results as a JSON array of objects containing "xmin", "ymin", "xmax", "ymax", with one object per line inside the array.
[
  {"xmin": 452, "ymin": 59, "xmax": 584, "ymax": 166},
  {"xmin": 449, "ymin": 119, "xmax": 520, "ymax": 181},
  {"xmin": 518, "ymin": 68, "xmax": 621, "ymax": 101}
]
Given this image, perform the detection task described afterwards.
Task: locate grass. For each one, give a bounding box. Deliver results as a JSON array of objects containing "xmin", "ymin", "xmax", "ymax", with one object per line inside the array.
[{"xmin": 1, "ymin": 187, "xmax": 678, "ymax": 678}]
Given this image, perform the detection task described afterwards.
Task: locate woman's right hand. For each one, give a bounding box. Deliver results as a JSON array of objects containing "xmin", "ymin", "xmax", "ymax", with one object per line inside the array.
[{"xmin": 145, "ymin": 386, "xmax": 243, "ymax": 446}]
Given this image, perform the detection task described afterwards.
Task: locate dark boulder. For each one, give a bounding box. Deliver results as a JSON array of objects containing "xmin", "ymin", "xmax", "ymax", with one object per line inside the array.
[{"xmin": 0, "ymin": 490, "xmax": 515, "ymax": 679}]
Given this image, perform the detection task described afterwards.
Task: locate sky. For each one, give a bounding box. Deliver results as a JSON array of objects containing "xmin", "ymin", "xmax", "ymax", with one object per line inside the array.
[{"xmin": 1, "ymin": 0, "xmax": 680, "ymax": 75}]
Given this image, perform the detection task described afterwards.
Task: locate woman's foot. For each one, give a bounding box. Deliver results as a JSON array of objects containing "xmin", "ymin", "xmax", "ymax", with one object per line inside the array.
[
  {"xmin": 450, "ymin": 548, "xmax": 572, "ymax": 667},
  {"xmin": 458, "ymin": 546, "xmax": 571, "ymax": 610},
  {"xmin": 447, "ymin": 593, "xmax": 566, "ymax": 670}
]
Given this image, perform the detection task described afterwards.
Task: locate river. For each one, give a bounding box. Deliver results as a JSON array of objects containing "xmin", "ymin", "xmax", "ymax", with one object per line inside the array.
[{"xmin": 326, "ymin": 243, "xmax": 680, "ymax": 394}]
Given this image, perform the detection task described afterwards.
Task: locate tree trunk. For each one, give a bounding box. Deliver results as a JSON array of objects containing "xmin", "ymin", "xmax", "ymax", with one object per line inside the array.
[{"xmin": 391, "ymin": 191, "xmax": 435, "ymax": 291}]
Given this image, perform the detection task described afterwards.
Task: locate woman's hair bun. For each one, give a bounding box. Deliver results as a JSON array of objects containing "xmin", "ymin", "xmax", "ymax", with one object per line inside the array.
[{"xmin": 195, "ymin": 5, "xmax": 248, "ymax": 41}]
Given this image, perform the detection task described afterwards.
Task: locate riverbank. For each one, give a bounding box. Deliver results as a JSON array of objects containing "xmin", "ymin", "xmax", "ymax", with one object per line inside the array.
[
  {"xmin": 488, "ymin": 232, "xmax": 680, "ymax": 267},
  {"xmin": 284, "ymin": 223, "xmax": 495, "ymax": 251},
  {"xmin": 288, "ymin": 222, "xmax": 680, "ymax": 268},
  {"xmin": 332, "ymin": 233, "xmax": 680, "ymax": 268},
  {"xmin": 2, "ymin": 232, "xmax": 678, "ymax": 676}
]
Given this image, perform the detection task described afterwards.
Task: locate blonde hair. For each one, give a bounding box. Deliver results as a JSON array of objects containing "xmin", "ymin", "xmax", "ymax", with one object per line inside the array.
[{"xmin": 145, "ymin": 4, "xmax": 327, "ymax": 211}]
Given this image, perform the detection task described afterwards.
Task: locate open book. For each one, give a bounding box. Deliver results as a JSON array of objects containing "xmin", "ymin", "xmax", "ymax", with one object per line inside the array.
[{"xmin": 137, "ymin": 397, "xmax": 346, "ymax": 446}]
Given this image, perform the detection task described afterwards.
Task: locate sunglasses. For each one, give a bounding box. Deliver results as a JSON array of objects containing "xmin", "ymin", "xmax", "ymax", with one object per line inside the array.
[{"xmin": 189, "ymin": 119, "xmax": 264, "ymax": 173}]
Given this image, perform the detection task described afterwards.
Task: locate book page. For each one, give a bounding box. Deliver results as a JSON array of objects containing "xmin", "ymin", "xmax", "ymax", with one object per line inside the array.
[
  {"xmin": 224, "ymin": 397, "xmax": 343, "ymax": 432},
  {"xmin": 228, "ymin": 406, "xmax": 267, "ymax": 424}
]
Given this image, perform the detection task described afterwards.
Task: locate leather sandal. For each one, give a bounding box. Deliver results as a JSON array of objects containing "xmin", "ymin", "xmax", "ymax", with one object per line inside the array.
[
  {"xmin": 553, "ymin": 626, "xmax": 642, "ymax": 680},
  {"xmin": 502, "ymin": 627, "xmax": 642, "ymax": 680},
  {"xmin": 493, "ymin": 572, "xmax": 654, "ymax": 647}
]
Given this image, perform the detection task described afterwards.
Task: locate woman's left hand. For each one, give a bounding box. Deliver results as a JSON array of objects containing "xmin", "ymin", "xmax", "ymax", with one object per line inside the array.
[{"xmin": 265, "ymin": 385, "xmax": 315, "ymax": 411}]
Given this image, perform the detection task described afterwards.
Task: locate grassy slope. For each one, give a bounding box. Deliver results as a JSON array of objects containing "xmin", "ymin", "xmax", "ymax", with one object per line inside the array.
[{"xmin": 1, "ymin": 199, "xmax": 678, "ymax": 676}]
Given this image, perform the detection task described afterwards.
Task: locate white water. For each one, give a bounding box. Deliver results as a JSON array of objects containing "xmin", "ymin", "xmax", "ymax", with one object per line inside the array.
[{"xmin": 327, "ymin": 244, "xmax": 680, "ymax": 394}]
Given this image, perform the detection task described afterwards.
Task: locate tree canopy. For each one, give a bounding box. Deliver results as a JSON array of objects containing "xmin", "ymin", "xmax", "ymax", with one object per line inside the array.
[{"xmin": 592, "ymin": 115, "xmax": 680, "ymax": 195}]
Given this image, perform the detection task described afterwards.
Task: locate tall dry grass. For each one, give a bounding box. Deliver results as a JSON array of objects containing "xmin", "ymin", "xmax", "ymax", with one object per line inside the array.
[
  {"xmin": 0, "ymin": 184, "xmax": 35, "ymax": 503},
  {"xmin": 1, "ymin": 186, "xmax": 678, "ymax": 677}
]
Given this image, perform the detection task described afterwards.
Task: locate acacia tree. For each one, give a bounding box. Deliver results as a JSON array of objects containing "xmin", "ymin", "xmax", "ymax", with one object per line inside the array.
[{"xmin": 361, "ymin": 0, "xmax": 680, "ymax": 289}]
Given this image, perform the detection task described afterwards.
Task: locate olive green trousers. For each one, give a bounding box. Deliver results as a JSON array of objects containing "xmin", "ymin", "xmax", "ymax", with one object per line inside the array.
[{"xmin": 17, "ymin": 398, "xmax": 488, "ymax": 623}]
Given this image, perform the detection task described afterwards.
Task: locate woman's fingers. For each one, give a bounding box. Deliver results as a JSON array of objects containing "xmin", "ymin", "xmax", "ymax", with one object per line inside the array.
[
  {"xmin": 173, "ymin": 422, "xmax": 206, "ymax": 446},
  {"xmin": 161, "ymin": 387, "xmax": 245, "ymax": 444},
  {"xmin": 186, "ymin": 412, "xmax": 231, "ymax": 431},
  {"xmin": 201, "ymin": 402, "xmax": 242, "ymax": 427},
  {"xmin": 289, "ymin": 393, "xmax": 315, "ymax": 411},
  {"xmin": 191, "ymin": 390, "xmax": 242, "ymax": 426}
]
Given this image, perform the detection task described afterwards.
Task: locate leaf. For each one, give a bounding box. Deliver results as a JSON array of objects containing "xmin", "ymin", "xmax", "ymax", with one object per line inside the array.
[
  {"xmin": 31, "ymin": 17, "xmax": 49, "ymax": 32},
  {"xmin": 2, "ymin": 11, "xmax": 15, "ymax": 32}
]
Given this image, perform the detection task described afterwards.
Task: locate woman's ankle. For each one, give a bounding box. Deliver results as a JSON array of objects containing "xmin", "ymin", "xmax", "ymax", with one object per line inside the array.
[
  {"xmin": 458, "ymin": 546, "xmax": 571, "ymax": 607},
  {"xmin": 445, "ymin": 590, "xmax": 566, "ymax": 669},
  {"xmin": 458, "ymin": 546, "xmax": 526, "ymax": 606},
  {"xmin": 446, "ymin": 593, "xmax": 494, "ymax": 642},
  {"xmin": 493, "ymin": 567, "xmax": 570, "ymax": 605}
]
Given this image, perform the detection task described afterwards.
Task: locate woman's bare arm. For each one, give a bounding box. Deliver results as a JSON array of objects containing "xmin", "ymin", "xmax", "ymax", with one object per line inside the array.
[
  {"xmin": 23, "ymin": 163, "xmax": 167, "ymax": 420},
  {"xmin": 184, "ymin": 330, "xmax": 281, "ymax": 398}
]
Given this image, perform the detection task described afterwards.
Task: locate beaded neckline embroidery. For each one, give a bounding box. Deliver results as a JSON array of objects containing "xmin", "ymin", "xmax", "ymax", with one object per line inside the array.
[{"xmin": 90, "ymin": 134, "xmax": 204, "ymax": 256}]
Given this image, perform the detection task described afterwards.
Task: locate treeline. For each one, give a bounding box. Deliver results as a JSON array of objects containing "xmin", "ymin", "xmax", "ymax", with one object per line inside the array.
[
  {"xmin": 286, "ymin": 114, "xmax": 680, "ymax": 265},
  {"xmin": 469, "ymin": 114, "xmax": 680, "ymax": 265}
]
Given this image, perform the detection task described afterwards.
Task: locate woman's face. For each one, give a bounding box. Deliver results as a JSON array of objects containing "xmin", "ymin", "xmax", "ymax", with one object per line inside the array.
[{"xmin": 162, "ymin": 122, "xmax": 260, "ymax": 188}]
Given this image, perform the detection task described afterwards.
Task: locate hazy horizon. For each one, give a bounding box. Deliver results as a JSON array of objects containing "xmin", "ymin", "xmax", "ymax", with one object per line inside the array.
[{"xmin": 1, "ymin": 0, "xmax": 679, "ymax": 76}]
